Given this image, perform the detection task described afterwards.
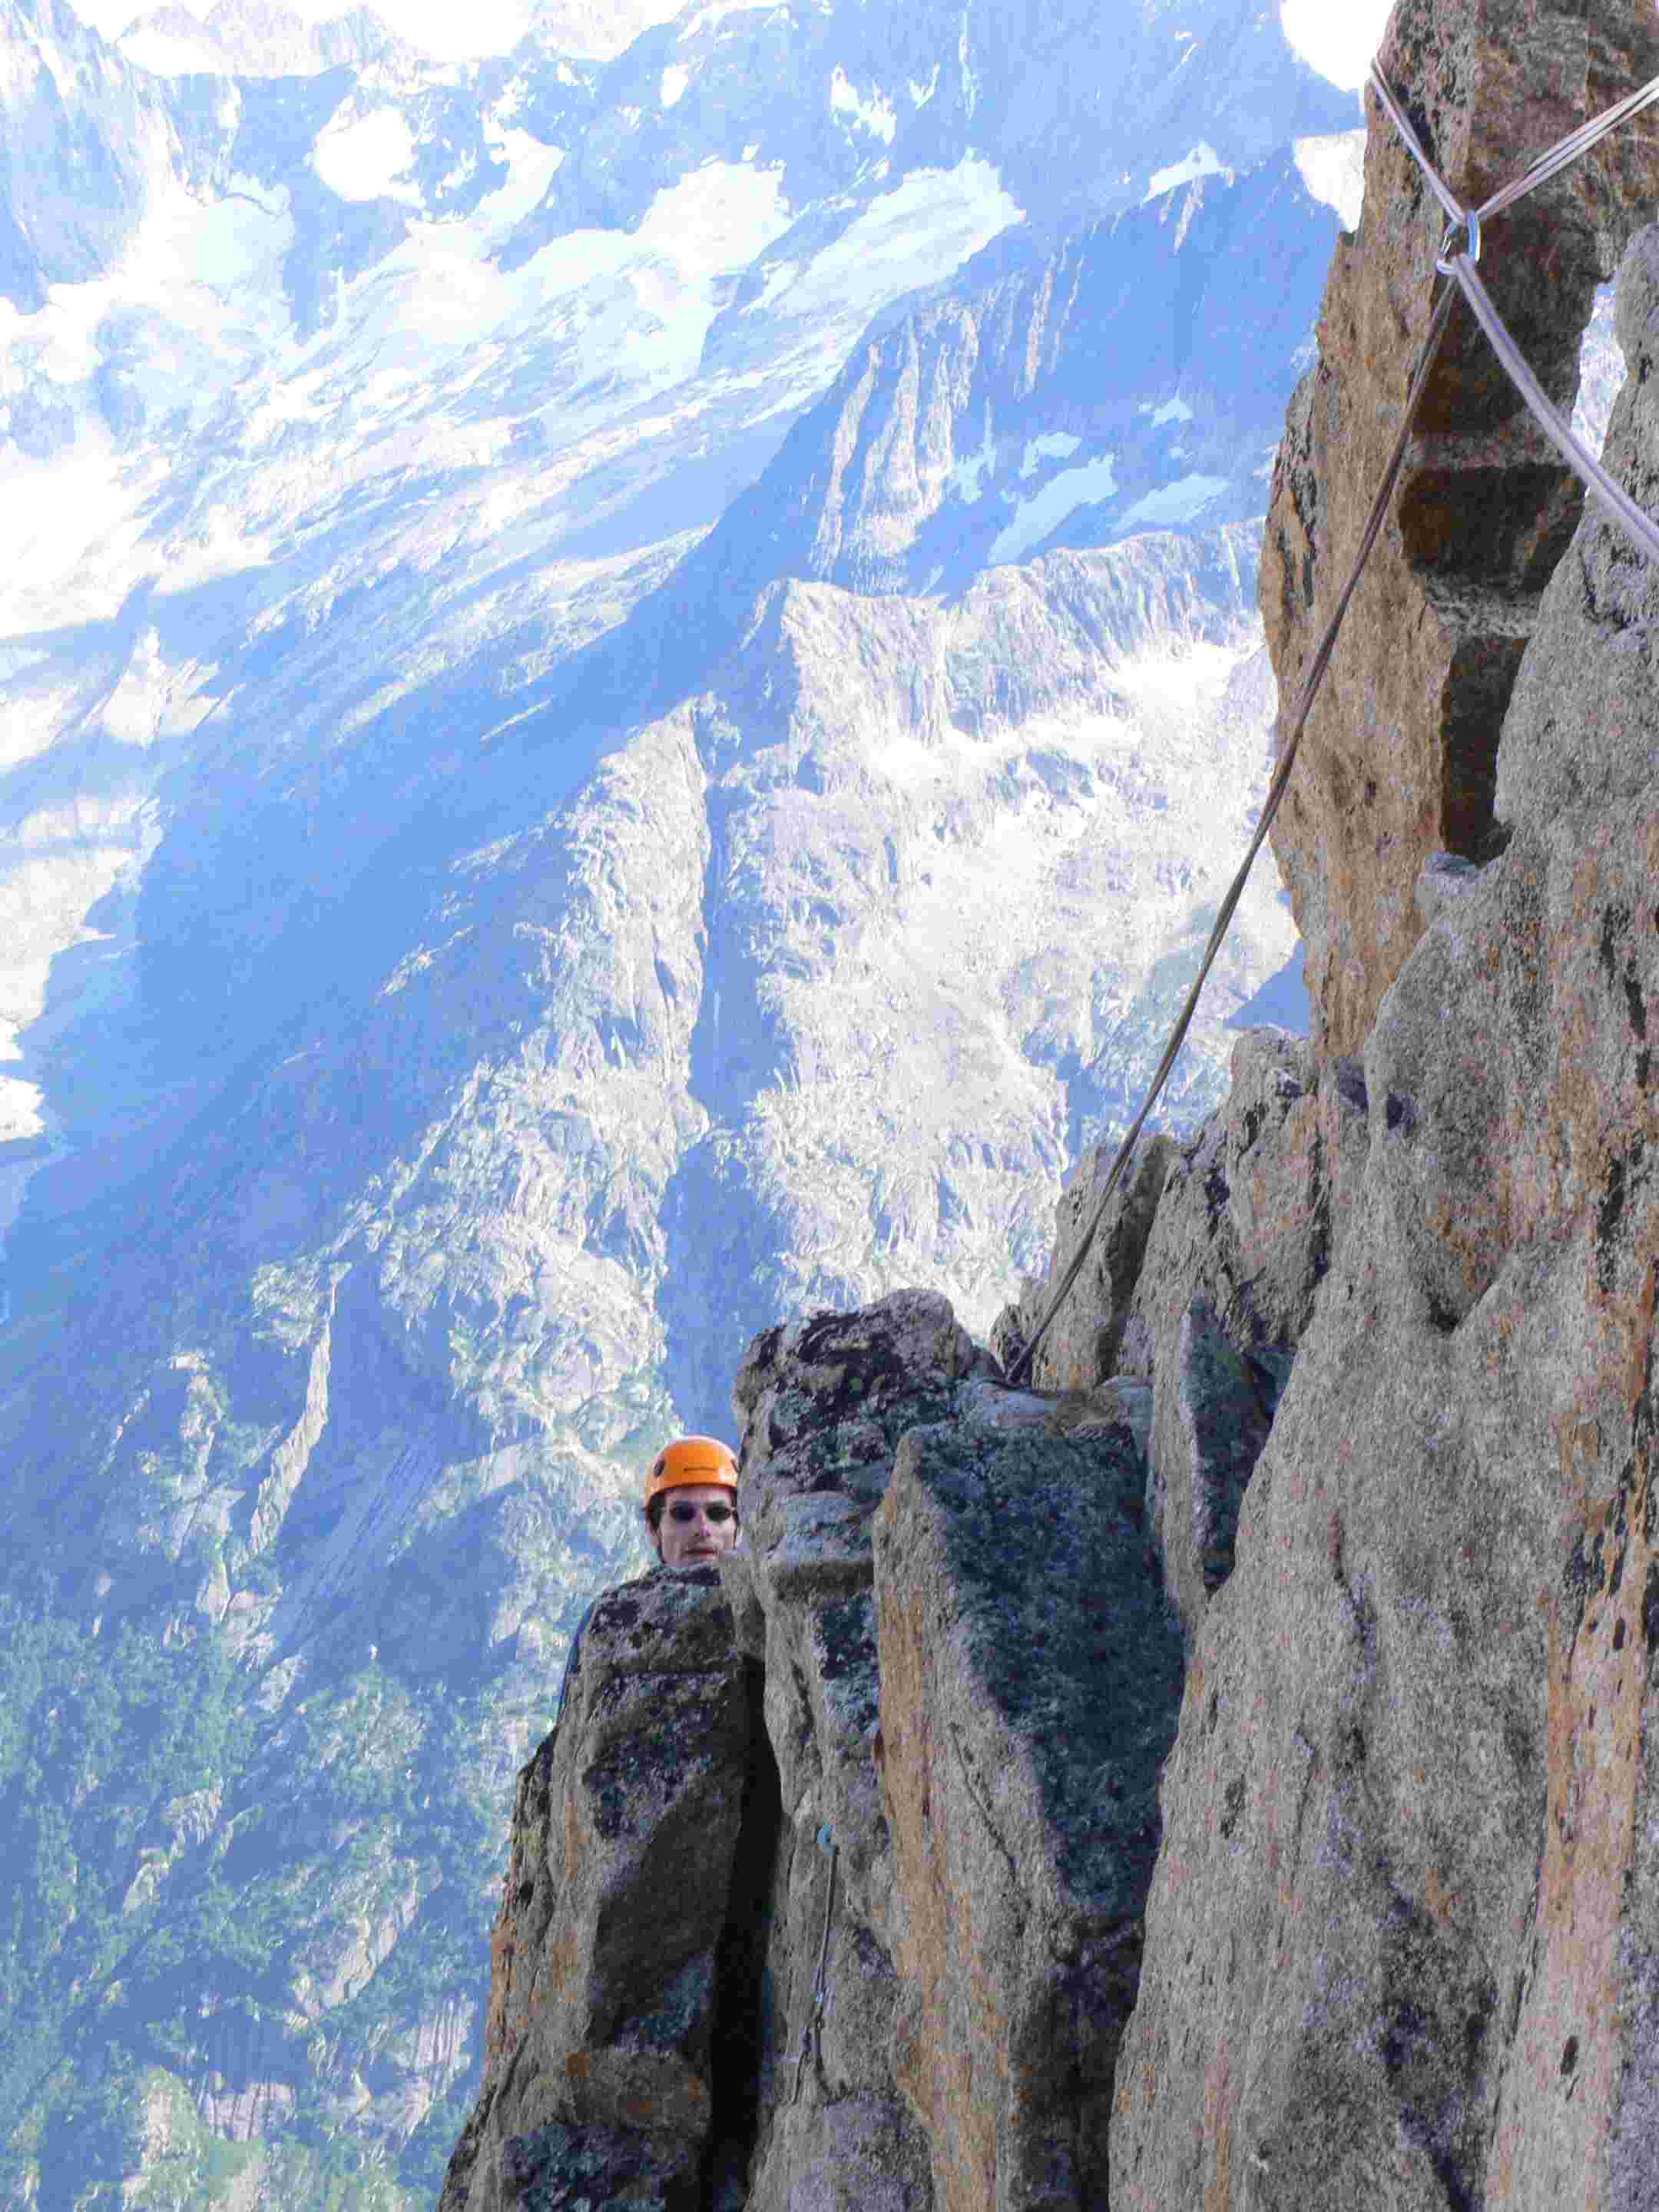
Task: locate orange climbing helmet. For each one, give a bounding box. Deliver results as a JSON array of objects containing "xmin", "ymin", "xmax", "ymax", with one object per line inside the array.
[{"xmin": 643, "ymin": 1434, "xmax": 739, "ymax": 1519}]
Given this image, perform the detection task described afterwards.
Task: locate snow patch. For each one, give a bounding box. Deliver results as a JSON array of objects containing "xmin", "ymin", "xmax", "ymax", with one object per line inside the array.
[
  {"xmin": 830, "ymin": 66, "xmax": 896, "ymax": 144},
  {"xmin": 119, "ymin": 26, "xmax": 228, "ymax": 75},
  {"xmin": 478, "ymin": 126, "xmax": 566, "ymax": 237},
  {"xmin": 762, "ymin": 157, "xmax": 1021, "ymax": 336},
  {"xmin": 988, "ymin": 455, "xmax": 1119, "ymax": 565},
  {"xmin": 1020, "ymin": 432, "xmax": 1080, "ymax": 478},
  {"xmin": 1114, "ymin": 474, "xmax": 1227, "ymax": 530},
  {"xmin": 0, "ymin": 1074, "xmax": 44, "ymax": 1147},
  {"xmin": 1144, "ymin": 396, "xmax": 1193, "ymax": 427},
  {"xmin": 660, "ymin": 64, "xmax": 690, "ymax": 106},
  {"xmin": 359, "ymin": 156, "xmax": 792, "ymax": 409},
  {"xmin": 1144, "ymin": 142, "xmax": 1227, "ymax": 200},
  {"xmin": 680, "ymin": 0, "xmax": 775, "ymax": 33},
  {"xmin": 101, "ymin": 626, "xmax": 214, "ymax": 747},
  {"xmin": 958, "ymin": 12, "xmax": 979, "ymax": 118},
  {"xmin": 950, "ymin": 408, "xmax": 996, "ymax": 501},
  {"xmin": 909, "ymin": 62, "xmax": 939, "ymax": 106},
  {"xmin": 0, "ymin": 166, "xmax": 296, "ymax": 623},
  {"xmin": 313, "ymin": 107, "xmax": 422, "ymax": 207},
  {"xmin": 439, "ymin": 148, "xmax": 479, "ymax": 196},
  {"xmin": 1293, "ymin": 130, "xmax": 1366, "ymax": 230}
]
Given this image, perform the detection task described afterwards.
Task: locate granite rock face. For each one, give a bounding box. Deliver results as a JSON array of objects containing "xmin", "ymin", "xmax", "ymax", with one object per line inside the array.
[
  {"xmin": 1142, "ymin": 1298, "xmax": 1270, "ymax": 1651},
  {"xmin": 1262, "ymin": 0, "xmax": 1659, "ymax": 1058},
  {"xmin": 874, "ymin": 1415, "xmax": 1182, "ymax": 2212},
  {"xmin": 1002, "ymin": 1025, "xmax": 1366, "ymax": 1639},
  {"xmin": 1111, "ymin": 174, "xmax": 1659, "ymax": 2212},
  {"xmin": 729, "ymin": 1290, "xmax": 975, "ymax": 2212},
  {"xmin": 442, "ymin": 1290, "xmax": 1194, "ymax": 2212},
  {"xmin": 439, "ymin": 1568, "xmax": 763, "ymax": 2212}
]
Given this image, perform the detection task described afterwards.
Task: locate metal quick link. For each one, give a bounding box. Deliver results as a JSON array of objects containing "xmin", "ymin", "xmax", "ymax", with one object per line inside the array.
[{"xmin": 1371, "ymin": 57, "xmax": 1659, "ymax": 568}]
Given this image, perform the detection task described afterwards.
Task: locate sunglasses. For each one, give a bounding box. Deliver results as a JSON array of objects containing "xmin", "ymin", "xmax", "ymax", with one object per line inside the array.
[{"xmin": 665, "ymin": 1501, "xmax": 737, "ymax": 1525}]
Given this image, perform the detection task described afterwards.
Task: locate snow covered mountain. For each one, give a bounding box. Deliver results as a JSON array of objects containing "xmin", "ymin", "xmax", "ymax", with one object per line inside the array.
[
  {"xmin": 116, "ymin": 1, "xmax": 428, "ymax": 81},
  {"xmin": 0, "ymin": 0, "xmax": 1355, "ymax": 2200}
]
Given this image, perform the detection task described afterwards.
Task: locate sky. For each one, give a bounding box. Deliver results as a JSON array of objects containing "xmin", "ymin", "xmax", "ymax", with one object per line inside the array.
[
  {"xmin": 1280, "ymin": 0, "xmax": 1392, "ymax": 91},
  {"xmin": 71, "ymin": 0, "xmax": 1396, "ymax": 77}
]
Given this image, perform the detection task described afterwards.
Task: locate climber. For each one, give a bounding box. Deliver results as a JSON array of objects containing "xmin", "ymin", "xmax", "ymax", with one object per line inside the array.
[
  {"xmin": 554, "ymin": 1434, "xmax": 741, "ymax": 1724},
  {"xmin": 643, "ymin": 1432, "xmax": 742, "ymax": 1567}
]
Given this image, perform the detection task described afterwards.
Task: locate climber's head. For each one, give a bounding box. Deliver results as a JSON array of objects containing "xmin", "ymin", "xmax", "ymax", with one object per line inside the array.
[{"xmin": 644, "ymin": 1435, "xmax": 740, "ymax": 1567}]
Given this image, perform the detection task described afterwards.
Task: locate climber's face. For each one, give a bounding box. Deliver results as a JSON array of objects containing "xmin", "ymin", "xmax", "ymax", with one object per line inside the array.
[{"xmin": 653, "ymin": 1485, "xmax": 740, "ymax": 1568}]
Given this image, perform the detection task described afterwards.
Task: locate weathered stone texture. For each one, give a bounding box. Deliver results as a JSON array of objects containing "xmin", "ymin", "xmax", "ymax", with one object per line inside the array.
[
  {"xmin": 1004, "ymin": 1026, "xmax": 1364, "ymax": 1637},
  {"xmin": 1009, "ymin": 1029, "xmax": 1363, "ymax": 1397},
  {"xmin": 498, "ymin": 2121, "xmax": 698, "ymax": 2210},
  {"xmin": 1143, "ymin": 1297, "xmax": 1269, "ymax": 1650},
  {"xmin": 1113, "ymin": 218, "xmax": 1659, "ymax": 2212},
  {"xmin": 1262, "ymin": 0, "xmax": 1659, "ymax": 1059},
  {"xmin": 730, "ymin": 1290, "xmax": 977, "ymax": 2212},
  {"xmin": 874, "ymin": 1413, "xmax": 1183, "ymax": 2212},
  {"xmin": 996, "ymin": 1135, "xmax": 1179, "ymax": 1393},
  {"xmin": 439, "ymin": 1568, "xmax": 757, "ymax": 2212}
]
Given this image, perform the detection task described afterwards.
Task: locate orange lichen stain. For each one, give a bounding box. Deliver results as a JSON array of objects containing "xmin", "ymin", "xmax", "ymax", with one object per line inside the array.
[
  {"xmin": 1202, "ymin": 2040, "xmax": 1231, "ymax": 2212},
  {"xmin": 1492, "ymin": 1327, "xmax": 1654, "ymax": 2210},
  {"xmin": 484, "ymin": 1907, "xmax": 519, "ymax": 2069},
  {"xmin": 1422, "ymin": 1863, "xmax": 1457, "ymax": 1931}
]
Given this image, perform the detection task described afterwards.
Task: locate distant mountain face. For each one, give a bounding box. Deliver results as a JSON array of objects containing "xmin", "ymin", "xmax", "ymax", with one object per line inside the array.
[
  {"xmin": 524, "ymin": 0, "xmax": 680, "ymax": 61},
  {"xmin": 0, "ymin": 0, "xmax": 1346, "ymax": 2200},
  {"xmin": 0, "ymin": 0, "xmax": 217, "ymax": 311},
  {"xmin": 118, "ymin": 0, "xmax": 428, "ymax": 78},
  {"xmin": 666, "ymin": 142, "xmax": 1363, "ymax": 603}
]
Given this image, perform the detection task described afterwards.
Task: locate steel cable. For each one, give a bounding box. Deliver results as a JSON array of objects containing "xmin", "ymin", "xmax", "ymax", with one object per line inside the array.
[
  {"xmin": 1368, "ymin": 59, "xmax": 1659, "ymax": 233},
  {"xmin": 1449, "ymin": 253, "xmax": 1659, "ymax": 565},
  {"xmin": 1372, "ymin": 58, "xmax": 1659, "ymax": 563},
  {"xmin": 1007, "ymin": 52, "xmax": 1659, "ymax": 1392},
  {"xmin": 1005, "ymin": 286, "xmax": 1457, "ymax": 1386}
]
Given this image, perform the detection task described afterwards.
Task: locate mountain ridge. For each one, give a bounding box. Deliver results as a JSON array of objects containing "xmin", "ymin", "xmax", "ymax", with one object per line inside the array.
[{"xmin": 0, "ymin": 0, "xmax": 1353, "ymax": 2199}]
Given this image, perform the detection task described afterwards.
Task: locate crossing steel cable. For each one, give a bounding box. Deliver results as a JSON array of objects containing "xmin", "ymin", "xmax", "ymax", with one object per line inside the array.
[
  {"xmin": 1371, "ymin": 58, "xmax": 1659, "ymax": 566},
  {"xmin": 1369, "ymin": 58, "xmax": 1659, "ymax": 237},
  {"xmin": 1005, "ymin": 53, "xmax": 1659, "ymax": 1391}
]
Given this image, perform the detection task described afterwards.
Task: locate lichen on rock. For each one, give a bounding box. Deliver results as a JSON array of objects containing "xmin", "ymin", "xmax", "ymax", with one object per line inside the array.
[
  {"xmin": 1111, "ymin": 20, "xmax": 1659, "ymax": 2207},
  {"xmin": 439, "ymin": 1567, "xmax": 763, "ymax": 2212},
  {"xmin": 874, "ymin": 1413, "xmax": 1182, "ymax": 2212}
]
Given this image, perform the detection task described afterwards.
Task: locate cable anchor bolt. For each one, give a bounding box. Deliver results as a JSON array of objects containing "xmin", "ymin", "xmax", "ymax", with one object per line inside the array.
[{"xmin": 1435, "ymin": 208, "xmax": 1481, "ymax": 276}]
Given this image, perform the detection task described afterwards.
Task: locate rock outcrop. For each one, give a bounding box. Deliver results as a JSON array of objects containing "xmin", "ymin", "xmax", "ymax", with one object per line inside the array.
[
  {"xmin": 1262, "ymin": 0, "xmax": 1659, "ymax": 1058},
  {"xmin": 875, "ymin": 1409, "xmax": 1181, "ymax": 2212},
  {"xmin": 440, "ymin": 1291, "xmax": 1190, "ymax": 2210},
  {"xmin": 439, "ymin": 1568, "xmax": 767, "ymax": 2212},
  {"xmin": 442, "ymin": 12, "xmax": 1659, "ymax": 2212},
  {"xmin": 1001, "ymin": 1024, "xmax": 1366, "ymax": 1643},
  {"xmin": 1111, "ymin": 33, "xmax": 1659, "ymax": 2212},
  {"xmin": 724, "ymin": 1291, "xmax": 975, "ymax": 2212}
]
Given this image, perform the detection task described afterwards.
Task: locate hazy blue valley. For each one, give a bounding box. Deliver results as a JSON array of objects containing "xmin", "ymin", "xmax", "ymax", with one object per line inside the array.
[{"xmin": 0, "ymin": 0, "xmax": 1365, "ymax": 2198}]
